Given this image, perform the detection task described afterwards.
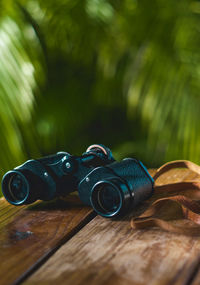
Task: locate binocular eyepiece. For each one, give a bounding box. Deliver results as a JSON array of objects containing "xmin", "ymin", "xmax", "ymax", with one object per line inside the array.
[{"xmin": 1, "ymin": 144, "xmax": 154, "ymax": 218}]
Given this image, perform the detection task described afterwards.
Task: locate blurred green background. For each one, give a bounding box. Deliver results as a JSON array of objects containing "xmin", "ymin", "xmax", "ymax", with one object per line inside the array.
[{"xmin": 0, "ymin": 0, "xmax": 200, "ymax": 195}]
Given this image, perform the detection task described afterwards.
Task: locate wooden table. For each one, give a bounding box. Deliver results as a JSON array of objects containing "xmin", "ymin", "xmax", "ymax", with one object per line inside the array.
[{"xmin": 1, "ymin": 168, "xmax": 200, "ymax": 285}]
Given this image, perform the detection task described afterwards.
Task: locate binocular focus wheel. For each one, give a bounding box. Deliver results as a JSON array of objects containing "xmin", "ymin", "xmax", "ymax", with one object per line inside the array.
[{"xmin": 86, "ymin": 144, "xmax": 108, "ymax": 156}]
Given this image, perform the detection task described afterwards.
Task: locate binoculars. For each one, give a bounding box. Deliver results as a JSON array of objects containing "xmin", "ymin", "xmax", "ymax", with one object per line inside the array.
[{"xmin": 1, "ymin": 144, "xmax": 154, "ymax": 218}]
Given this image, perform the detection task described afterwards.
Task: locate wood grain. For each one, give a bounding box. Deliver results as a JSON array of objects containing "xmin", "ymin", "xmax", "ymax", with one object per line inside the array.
[
  {"xmin": 189, "ymin": 259, "xmax": 200, "ymax": 285},
  {"xmin": 0, "ymin": 195, "xmax": 95, "ymax": 285},
  {"xmin": 24, "ymin": 169, "xmax": 200, "ymax": 285}
]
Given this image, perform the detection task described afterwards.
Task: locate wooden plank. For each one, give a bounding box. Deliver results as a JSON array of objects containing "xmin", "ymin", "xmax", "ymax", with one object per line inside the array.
[
  {"xmin": 189, "ymin": 263, "xmax": 200, "ymax": 285},
  {"xmin": 0, "ymin": 195, "xmax": 95, "ymax": 285},
  {"xmin": 24, "ymin": 169, "xmax": 200, "ymax": 285}
]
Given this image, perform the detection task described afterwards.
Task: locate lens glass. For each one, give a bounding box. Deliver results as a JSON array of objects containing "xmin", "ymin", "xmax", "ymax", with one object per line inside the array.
[
  {"xmin": 8, "ymin": 174, "xmax": 28, "ymax": 202},
  {"xmin": 97, "ymin": 184, "xmax": 121, "ymax": 213}
]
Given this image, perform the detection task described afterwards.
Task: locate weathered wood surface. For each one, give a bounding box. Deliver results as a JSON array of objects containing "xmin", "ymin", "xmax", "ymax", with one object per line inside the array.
[
  {"xmin": 0, "ymin": 195, "xmax": 95, "ymax": 285},
  {"xmin": 24, "ymin": 169, "xmax": 200, "ymax": 285},
  {"xmin": 190, "ymin": 266, "xmax": 200, "ymax": 285}
]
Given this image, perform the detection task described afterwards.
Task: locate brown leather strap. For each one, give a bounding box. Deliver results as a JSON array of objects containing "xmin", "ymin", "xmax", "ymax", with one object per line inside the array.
[
  {"xmin": 153, "ymin": 160, "xmax": 200, "ymax": 181},
  {"xmin": 131, "ymin": 160, "xmax": 200, "ymax": 235}
]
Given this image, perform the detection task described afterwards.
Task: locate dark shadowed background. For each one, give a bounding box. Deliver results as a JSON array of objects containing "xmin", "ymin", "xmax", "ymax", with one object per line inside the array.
[{"xmin": 0, "ymin": 0, "xmax": 200, "ymax": 195}]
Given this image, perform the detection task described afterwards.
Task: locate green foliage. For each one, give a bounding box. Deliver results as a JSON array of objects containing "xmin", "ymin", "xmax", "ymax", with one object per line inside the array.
[
  {"xmin": 0, "ymin": 0, "xmax": 200, "ymax": 190},
  {"xmin": 0, "ymin": 10, "xmax": 44, "ymax": 176}
]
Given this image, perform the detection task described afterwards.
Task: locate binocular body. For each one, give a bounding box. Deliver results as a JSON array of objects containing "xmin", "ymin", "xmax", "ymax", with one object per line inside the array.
[
  {"xmin": 79, "ymin": 158, "xmax": 154, "ymax": 217},
  {"xmin": 1, "ymin": 144, "xmax": 154, "ymax": 218}
]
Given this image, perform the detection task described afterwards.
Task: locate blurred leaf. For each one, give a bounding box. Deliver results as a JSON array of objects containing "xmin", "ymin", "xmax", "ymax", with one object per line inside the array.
[{"xmin": 0, "ymin": 11, "xmax": 44, "ymax": 175}]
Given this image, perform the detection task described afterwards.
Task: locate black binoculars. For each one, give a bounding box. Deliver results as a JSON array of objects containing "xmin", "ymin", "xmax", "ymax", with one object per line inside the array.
[{"xmin": 1, "ymin": 144, "xmax": 154, "ymax": 218}]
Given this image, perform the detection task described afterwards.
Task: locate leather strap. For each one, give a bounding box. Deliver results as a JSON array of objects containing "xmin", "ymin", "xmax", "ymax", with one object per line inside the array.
[{"xmin": 131, "ymin": 160, "xmax": 200, "ymax": 235}]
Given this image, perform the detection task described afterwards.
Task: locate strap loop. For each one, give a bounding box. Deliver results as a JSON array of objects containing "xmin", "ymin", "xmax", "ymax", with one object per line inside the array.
[{"xmin": 153, "ymin": 160, "xmax": 200, "ymax": 181}]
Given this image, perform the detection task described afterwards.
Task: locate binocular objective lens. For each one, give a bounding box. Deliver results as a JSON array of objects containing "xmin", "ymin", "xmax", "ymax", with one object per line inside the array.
[
  {"xmin": 91, "ymin": 181, "xmax": 123, "ymax": 217},
  {"xmin": 8, "ymin": 174, "xmax": 28, "ymax": 203},
  {"xmin": 98, "ymin": 185, "xmax": 120, "ymax": 212}
]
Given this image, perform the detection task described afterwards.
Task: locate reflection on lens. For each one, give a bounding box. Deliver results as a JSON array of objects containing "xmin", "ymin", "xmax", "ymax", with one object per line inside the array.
[
  {"xmin": 8, "ymin": 174, "xmax": 28, "ymax": 202},
  {"xmin": 97, "ymin": 185, "xmax": 120, "ymax": 212},
  {"xmin": 91, "ymin": 181, "xmax": 123, "ymax": 217}
]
